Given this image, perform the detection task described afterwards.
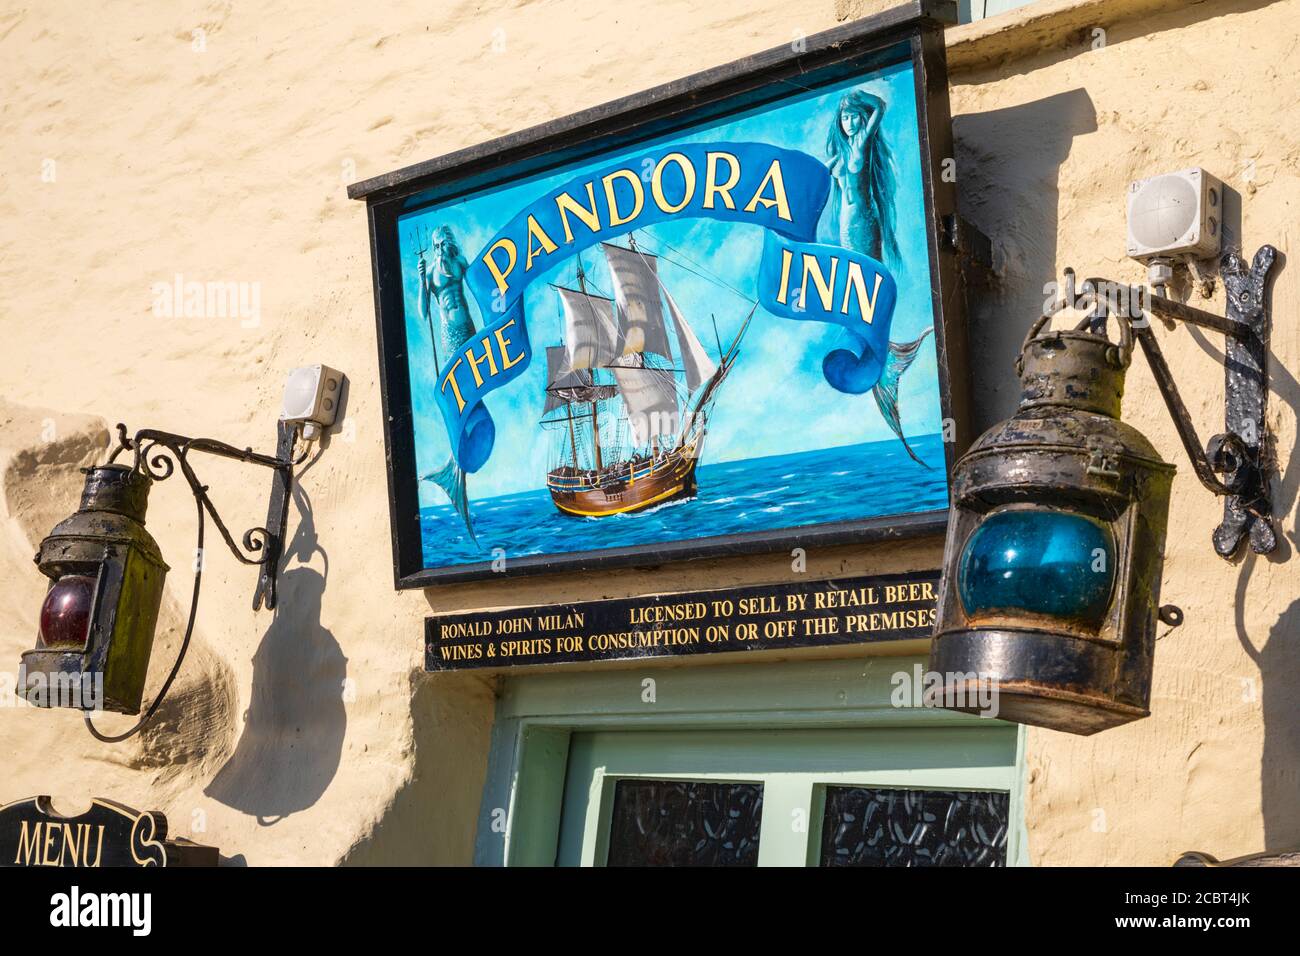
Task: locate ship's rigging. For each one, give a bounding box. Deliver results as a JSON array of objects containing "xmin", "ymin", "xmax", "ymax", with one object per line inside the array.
[{"xmin": 540, "ymin": 234, "xmax": 753, "ymax": 516}]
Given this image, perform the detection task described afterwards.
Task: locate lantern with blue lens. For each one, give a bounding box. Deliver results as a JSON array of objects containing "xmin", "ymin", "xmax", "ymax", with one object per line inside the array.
[
  {"xmin": 958, "ymin": 510, "xmax": 1116, "ymax": 627},
  {"xmin": 930, "ymin": 314, "xmax": 1176, "ymax": 735}
]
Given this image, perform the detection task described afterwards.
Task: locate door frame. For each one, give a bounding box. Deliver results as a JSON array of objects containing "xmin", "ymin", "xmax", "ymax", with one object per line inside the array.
[{"xmin": 473, "ymin": 655, "xmax": 1029, "ymax": 866}]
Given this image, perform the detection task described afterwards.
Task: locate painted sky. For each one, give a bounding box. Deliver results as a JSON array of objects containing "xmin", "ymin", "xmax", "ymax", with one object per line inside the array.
[{"xmin": 399, "ymin": 57, "xmax": 942, "ymax": 506}]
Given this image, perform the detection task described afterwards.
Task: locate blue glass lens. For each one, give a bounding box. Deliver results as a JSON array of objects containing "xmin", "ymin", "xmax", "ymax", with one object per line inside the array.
[{"xmin": 958, "ymin": 510, "xmax": 1115, "ymax": 627}]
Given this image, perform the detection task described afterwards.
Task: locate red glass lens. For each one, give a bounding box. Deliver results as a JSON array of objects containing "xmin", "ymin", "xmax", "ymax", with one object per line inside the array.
[{"xmin": 38, "ymin": 574, "xmax": 96, "ymax": 648}]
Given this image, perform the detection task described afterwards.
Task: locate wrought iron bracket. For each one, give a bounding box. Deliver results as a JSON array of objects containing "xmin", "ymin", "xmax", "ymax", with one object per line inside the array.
[
  {"xmin": 1065, "ymin": 245, "xmax": 1279, "ymax": 559},
  {"xmin": 79, "ymin": 424, "xmax": 298, "ymax": 743},
  {"xmin": 108, "ymin": 422, "xmax": 297, "ymax": 608}
]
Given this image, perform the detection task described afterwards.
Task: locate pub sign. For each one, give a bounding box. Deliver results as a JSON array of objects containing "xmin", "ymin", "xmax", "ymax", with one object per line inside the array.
[{"xmin": 352, "ymin": 2, "xmax": 968, "ymax": 586}]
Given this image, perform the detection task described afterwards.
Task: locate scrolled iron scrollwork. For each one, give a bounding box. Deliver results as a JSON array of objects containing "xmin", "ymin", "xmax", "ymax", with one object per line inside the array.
[
  {"xmin": 1043, "ymin": 253, "xmax": 1278, "ymax": 559},
  {"xmin": 242, "ymin": 526, "xmax": 272, "ymax": 558},
  {"xmin": 109, "ymin": 423, "xmax": 293, "ymax": 571},
  {"xmin": 136, "ymin": 440, "xmax": 177, "ymax": 482}
]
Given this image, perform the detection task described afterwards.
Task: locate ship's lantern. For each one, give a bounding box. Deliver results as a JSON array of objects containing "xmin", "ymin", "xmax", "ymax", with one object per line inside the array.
[
  {"xmin": 19, "ymin": 366, "xmax": 343, "ymax": 741},
  {"xmin": 930, "ymin": 248, "xmax": 1281, "ymax": 736},
  {"xmin": 929, "ymin": 313, "xmax": 1176, "ymax": 736},
  {"xmin": 21, "ymin": 464, "xmax": 169, "ymax": 715}
]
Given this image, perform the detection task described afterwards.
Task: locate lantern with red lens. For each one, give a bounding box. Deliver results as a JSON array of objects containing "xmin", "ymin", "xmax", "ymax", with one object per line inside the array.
[
  {"xmin": 23, "ymin": 464, "xmax": 167, "ymax": 714},
  {"xmin": 16, "ymin": 363, "xmax": 344, "ymax": 740}
]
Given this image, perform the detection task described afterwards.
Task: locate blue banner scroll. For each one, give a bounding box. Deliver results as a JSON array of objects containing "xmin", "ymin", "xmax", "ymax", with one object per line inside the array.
[
  {"xmin": 430, "ymin": 141, "xmax": 898, "ymax": 472},
  {"xmin": 757, "ymin": 233, "xmax": 898, "ymax": 395}
]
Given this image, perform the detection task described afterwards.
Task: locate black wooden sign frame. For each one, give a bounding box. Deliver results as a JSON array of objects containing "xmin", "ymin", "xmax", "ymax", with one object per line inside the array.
[{"xmin": 351, "ymin": 1, "xmax": 970, "ymax": 589}]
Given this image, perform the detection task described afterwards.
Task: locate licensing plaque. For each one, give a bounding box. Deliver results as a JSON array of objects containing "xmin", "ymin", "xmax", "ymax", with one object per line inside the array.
[{"xmin": 426, "ymin": 570, "xmax": 939, "ymax": 671}]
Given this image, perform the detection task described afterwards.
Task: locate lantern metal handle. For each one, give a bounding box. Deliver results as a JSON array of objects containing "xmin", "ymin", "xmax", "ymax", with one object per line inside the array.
[
  {"xmin": 84, "ymin": 491, "xmax": 207, "ymax": 743},
  {"xmin": 1018, "ymin": 274, "xmax": 1133, "ymax": 375}
]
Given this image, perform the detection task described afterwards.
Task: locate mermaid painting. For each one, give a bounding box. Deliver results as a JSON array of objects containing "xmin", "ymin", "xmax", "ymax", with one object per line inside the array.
[
  {"xmin": 827, "ymin": 90, "xmax": 901, "ymax": 265},
  {"xmin": 826, "ymin": 88, "xmax": 931, "ymax": 465}
]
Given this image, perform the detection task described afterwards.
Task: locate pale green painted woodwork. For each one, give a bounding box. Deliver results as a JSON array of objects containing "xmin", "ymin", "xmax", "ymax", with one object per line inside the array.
[
  {"xmin": 503, "ymin": 726, "xmax": 569, "ymax": 867},
  {"xmin": 473, "ymin": 656, "xmax": 1029, "ymax": 867}
]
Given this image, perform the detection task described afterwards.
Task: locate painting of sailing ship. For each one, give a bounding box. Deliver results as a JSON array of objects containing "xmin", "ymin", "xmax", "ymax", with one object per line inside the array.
[
  {"xmin": 394, "ymin": 52, "xmax": 955, "ymax": 574},
  {"xmin": 542, "ymin": 238, "xmax": 748, "ymax": 518}
]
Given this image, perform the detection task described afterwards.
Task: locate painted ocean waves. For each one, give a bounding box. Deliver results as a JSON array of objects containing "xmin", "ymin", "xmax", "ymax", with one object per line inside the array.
[{"xmin": 420, "ymin": 434, "xmax": 948, "ymax": 567}]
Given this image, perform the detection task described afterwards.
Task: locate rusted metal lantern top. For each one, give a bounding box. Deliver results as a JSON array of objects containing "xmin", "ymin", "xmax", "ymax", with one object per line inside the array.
[
  {"xmin": 40, "ymin": 465, "xmax": 161, "ymax": 562},
  {"xmin": 929, "ymin": 314, "xmax": 1177, "ymax": 736}
]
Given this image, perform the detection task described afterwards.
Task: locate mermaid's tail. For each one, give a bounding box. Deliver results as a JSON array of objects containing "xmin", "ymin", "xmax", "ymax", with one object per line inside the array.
[
  {"xmin": 871, "ymin": 327, "xmax": 933, "ymax": 468},
  {"xmin": 422, "ymin": 455, "xmax": 478, "ymax": 547}
]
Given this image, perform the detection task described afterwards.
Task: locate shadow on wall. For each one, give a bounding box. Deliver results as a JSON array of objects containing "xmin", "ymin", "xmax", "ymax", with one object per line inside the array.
[
  {"xmin": 340, "ymin": 670, "xmax": 496, "ymax": 866},
  {"xmin": 1235, "ymin": 554, "xmax": 1300, "ymax": 853},
  {"xmin": 205, "ymin": 481, "xmax": 347, "ymax": 823},
  {"xmin": 952, "ymin": 88, "xmax": 1098, "ymax": 433},
  {"xmin": 1172, "ymin": 246, "xmax": 1297, "ymax": 853},
  {"xmin": 1226, "ymin": 248, "xmax": 1299, "ymax": 854}
]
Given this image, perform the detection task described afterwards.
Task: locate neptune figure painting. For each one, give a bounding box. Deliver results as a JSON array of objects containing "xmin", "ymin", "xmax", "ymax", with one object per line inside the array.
[{"xmin": 396, "ymin": 56, "xmax": 952, "ymax": 573}]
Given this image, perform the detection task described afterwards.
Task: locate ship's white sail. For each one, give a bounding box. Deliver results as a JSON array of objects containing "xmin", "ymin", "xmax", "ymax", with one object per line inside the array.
[
  {"xmin": 610, "ymin": 356, "xmax": 679, "ymax": 448},
  {"xmin": 602, "ymin": 243, "xmax": 675, "ymax": 362},
  {"xmin": 548, "ymin": 235, "xmax": 743, "ymax": 464},
  {"xmin": 662, "ymin": 287, "xmax": 718, "ymax": 393},
  {"xmin": 543, "ymin": 345, "xmax": 595, "ymax": 413},
  {"xmin": 557, "ymin": 286, "xmax": 620, "ymax": 371}
]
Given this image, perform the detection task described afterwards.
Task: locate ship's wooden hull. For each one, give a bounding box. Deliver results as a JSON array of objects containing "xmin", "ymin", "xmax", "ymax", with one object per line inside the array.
[{"xmin": 548, "ymin": 452, "xmax": 697, "ymax": 517}]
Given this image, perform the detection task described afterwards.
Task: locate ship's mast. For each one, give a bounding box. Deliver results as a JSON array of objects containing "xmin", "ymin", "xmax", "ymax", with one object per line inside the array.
[
  {"xmin": 565, "ymin": 403, "xmax": 579, "ymax": 467},
  {"xmin": 589, "ymin": 401, "xmax": 603, "ymax": 470},
  {"xmin": 576, "ymin": 256, "xmax": 604, "ymax": 471}
]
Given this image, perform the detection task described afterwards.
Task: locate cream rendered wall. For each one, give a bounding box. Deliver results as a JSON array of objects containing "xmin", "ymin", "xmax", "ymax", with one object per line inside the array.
[
  {"xmin": 946, "ymin": 0, "xmax": 1299, "ymax": 865},
  {"xmin": 0, "ymin": 0, "xmax": 1294, "ymax": 865}
]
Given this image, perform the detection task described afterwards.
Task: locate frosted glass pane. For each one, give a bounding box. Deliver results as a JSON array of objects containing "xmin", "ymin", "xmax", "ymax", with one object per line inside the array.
[
  {"xmin": 820, "ymin": 787, "xmax": 1010, "ymax": 867},
  {"xmin": 606, "ymin": 779, "xmax": 763, "ymax": 866}
]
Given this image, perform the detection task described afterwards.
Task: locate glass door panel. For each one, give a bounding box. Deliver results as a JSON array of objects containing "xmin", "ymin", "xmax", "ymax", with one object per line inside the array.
[
  {"xmin": 606, "ymin": 780, "xmax": 763, "ymax": 866},
  {"xmin": 818, "ymin": 786, "xmax": 1010, "ymax": 866}
]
